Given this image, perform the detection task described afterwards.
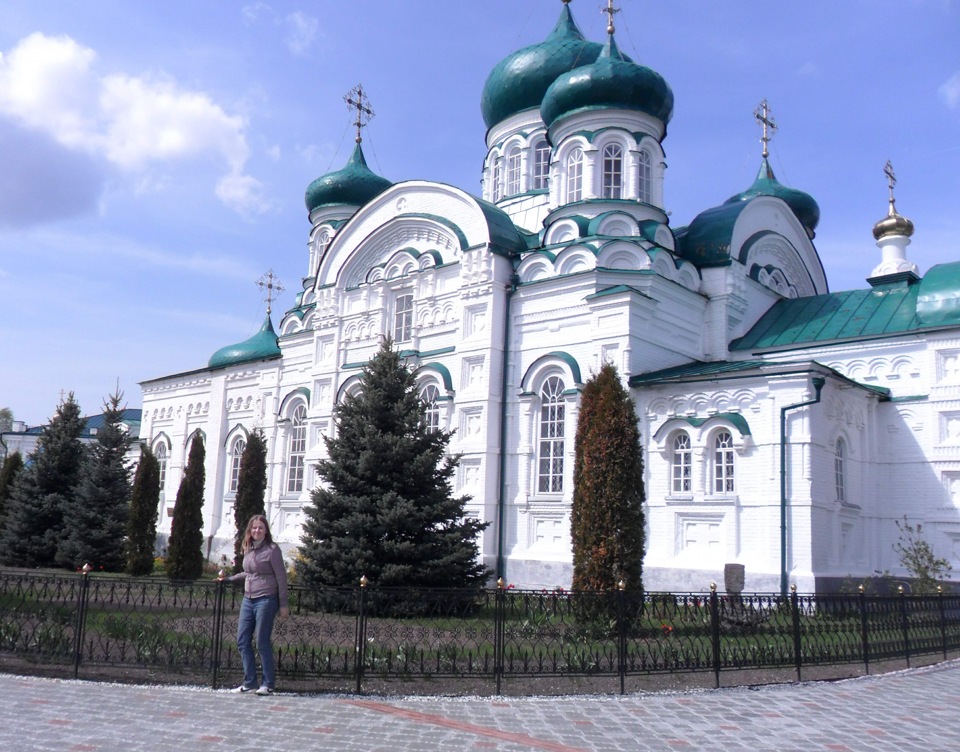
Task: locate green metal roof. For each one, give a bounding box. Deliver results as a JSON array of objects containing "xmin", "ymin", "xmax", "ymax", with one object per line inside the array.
[
  {"xmin": 630, "ymin": 359, "xmax": 890, "ymax": 398},
  {"xmin": 730, "ymin": 280, "xmax": 923, "ymax": 352},
  {"xmin": 630, "ymin": 359, "xmax": 769, "ymax": 386},
  {"xmin": 208, "ymin": 315, "xmax": 281, "ymax": 369},
  {"xmin": 304, "ymin": 142, "xmax": 392, "ymax": 213},
  {"xmin": 480, "ymin": 4, "xmax": 602, "ymax": 128},
  {"xmin": 541, "ymin": 33, "xmax": 673, "ymax": 128},
  {"xmin": 726, "ymin": 158, "xmax": 819, "ymax": 236}
]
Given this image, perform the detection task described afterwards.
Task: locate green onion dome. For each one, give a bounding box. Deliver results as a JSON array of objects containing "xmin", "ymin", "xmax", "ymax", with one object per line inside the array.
[
  {"xmin": 208, "ymin": 315, "xmax": 281, "ymax": 369},
  {"xmin": 725, "ymin": 158, "xmax": 820, "ymax": 238},
  {"xmin": 540, "ymin": 34, "xmax": 674, "ymax": 128},
  {"xmin": 480, "ymin": 3, "xmax": 603, "ymax": 129},
  {"xmin": 304, "ymin": 142, "xmax": 392, "ymax": 213}
]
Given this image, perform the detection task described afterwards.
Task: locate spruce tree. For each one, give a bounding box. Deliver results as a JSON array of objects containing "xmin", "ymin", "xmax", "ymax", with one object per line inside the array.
[
  {"xmin": 165, "ymin": 434, "xmax": 206, "ymax": 580},
  {"xmin": 571, "ymin": 363, "xmax": 645, "ymax": 593},
  {"xmin": 297, "ymin": 338, "xmax": 489, "ymax": 590},
  {"xmin": 57, "ymin": 391, "xmax": 133, "ymax": 571},
  {"xmin": 125, "ymin": 444, "xmax": 161, "ymax": 576},
  {"xmin": 0, "ymin": 451, "xmax": 24, "ymax": 532},
  {"xmin": 0, "ymin": 394, "xmax": 86, "ymax": 568},
  {"xmin": 233, "ymin": 429, "xmax": 267, "ymax": 573}
]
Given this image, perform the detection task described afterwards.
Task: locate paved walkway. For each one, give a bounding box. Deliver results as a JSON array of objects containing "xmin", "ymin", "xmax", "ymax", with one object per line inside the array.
[{"xmin": 2, "ymin": 661, "xmax": 959, "ymax": 751}]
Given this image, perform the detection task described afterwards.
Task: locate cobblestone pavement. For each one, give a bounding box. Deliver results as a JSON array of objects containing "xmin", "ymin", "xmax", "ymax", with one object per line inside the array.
[{"xmin": 2, "ymin": 660, "xmax": 958, "ymax": 751}]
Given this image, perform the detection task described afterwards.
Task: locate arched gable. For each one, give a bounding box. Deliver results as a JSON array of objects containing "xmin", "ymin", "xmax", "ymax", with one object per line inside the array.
[{"xmin": 313, "ymin": 181, "xmax": 525, "ymax": 290}]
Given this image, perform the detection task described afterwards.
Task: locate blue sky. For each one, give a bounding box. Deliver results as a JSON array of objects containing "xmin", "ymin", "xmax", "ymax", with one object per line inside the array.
[{"xmin": 1, "ymin": 0, "xmax": 958, "ymax": 426}]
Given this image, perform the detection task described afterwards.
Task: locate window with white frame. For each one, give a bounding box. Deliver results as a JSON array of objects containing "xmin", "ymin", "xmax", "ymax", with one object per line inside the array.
[
  {"xmin": 835, "ymin": 437, "xmax": 846, "ymax": 503},
  {"xmin": 533, "ymin": 139, "xmax": 550, "ymax": 189},
  {"xmin": 420, "ymin": 383, "xmax": 441, "ymax": 432},
  {"xmin": 506, "ymin": 146, "xmax": 521, "ymax": 196},
  {"xmin": 537, "ymin": 376, "xmax": 565, "ymax": 493},
  {"xmin": 154, "ymin": 442, "xmax": 168, "ymax": 492},
  {"xmin": 286, "ymin": 405, "xmax": 307, "ymax": 494},
  {"xmin": 671, "ymin": 433, "xmax": 692, "ymax": 493},
  {"xmin": 565, "ymin": 148, "xmax": 583, "ymax": 203},
  {"xmin": 712, "ymin": 430, "xmax": 735, "ymax": 494},
  {"xmin": 638, "ymin": 150, "xmax": 652, "ymax": 203},
  {"xmin": 394, "ymin": 293, "xmax": 413, "ymax": 343},
  {"xmin": 602, "ymin": 143, "xmax": 623, "ymax": 199},
  {"xmin": 229, "ymin": 438, "xmax": 246, "ymax": 493},
  {"xmin": 492, "ymin": 159, "xmax": 502, "ymax": 202}
]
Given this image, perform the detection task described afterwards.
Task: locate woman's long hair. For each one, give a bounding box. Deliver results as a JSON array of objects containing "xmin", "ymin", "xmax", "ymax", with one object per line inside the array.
[{"xmin": 242, "ymin": 514, "xmax": 273, "ymax": 553}]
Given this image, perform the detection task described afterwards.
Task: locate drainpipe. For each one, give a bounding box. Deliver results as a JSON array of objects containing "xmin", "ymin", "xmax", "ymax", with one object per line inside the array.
[
  {"xmin": 496, "ymin": 272, "xmax": 519, "ymax": 582},
  {"xmin": 779, "ymin": 375, "xmax": 825, "ymax": 597}
]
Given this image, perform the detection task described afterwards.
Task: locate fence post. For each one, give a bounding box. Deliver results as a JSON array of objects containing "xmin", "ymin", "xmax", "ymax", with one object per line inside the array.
[
  {"xmin": 709, "ymin": 583, "xmax": 721, "ymax": 689},
  {"xmin": 899, "ymin": 586, "xmax": 911, "ymax": 669},
  {"xmin": 790, "ymin": 584, "xmax": 802, "ymax": 682},
  {"xmin": 938, "ymin": 586, "xmax": 948, "ymax": 661},
  {"xmin": 617, "ymin": 580, "xmax": 627, "ymax": 695},
  {"xmin": 354, "ymin": 575, "xmax": 368, "ymax": 695},
  {"xmin": 72, "ymin": 563, "xmax": 92, "ymax": 680},
  {"xmin": 859, "ymin": 585, "xmax": 870, "ymax": 675},
  {"xmin": 495, "ymin": 578, "xmax": 504, "ymax": 696},
  {"xmin": 210, "ymin": 572, "xmax": 227, "ymax": 690}
]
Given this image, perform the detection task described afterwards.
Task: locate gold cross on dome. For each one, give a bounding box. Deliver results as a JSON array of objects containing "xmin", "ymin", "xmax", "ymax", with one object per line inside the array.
[
  {"xmin": 602, "ymin": 0, "xmax": 620, "ymax": 34},
  {"xmin": 754, "ymin": 99, "xmax": 778, "ymax": 158},
  {"xmin": 256, "ymin": 269, "xmax": 284, "ymax": 316},
  {"xmin": 883, "ymin": 160, "xmax": 898, "ymax": 211},
  {"xmin": 344, "ymin": 84, "xmax": 374, "ymax": 144}
]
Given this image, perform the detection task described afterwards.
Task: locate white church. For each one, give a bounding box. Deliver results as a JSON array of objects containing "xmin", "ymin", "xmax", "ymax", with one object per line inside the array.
[{"xmin": 140, "ymin": 2, "xmax": 960, "ymax": 594}]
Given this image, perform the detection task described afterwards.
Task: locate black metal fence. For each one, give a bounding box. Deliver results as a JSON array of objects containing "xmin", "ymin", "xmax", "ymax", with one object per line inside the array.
[{"xmin": 1, "ymin": 570, "xmax": 958, "ymax": 695}]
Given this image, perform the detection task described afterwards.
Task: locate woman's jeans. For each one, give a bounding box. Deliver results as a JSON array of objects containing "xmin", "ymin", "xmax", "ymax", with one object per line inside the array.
[{"xmin": 236, "ymin": 595, "xmax": 279, "ymax": 689}]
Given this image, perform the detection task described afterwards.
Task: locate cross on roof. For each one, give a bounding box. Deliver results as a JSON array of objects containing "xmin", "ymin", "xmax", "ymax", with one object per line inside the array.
[
  {"xmin": 884, "ymin": 160, "xmax": 898, "ymax": 212},
  {"xmin": 344, "ymin": 84, "xmax": 374, "ymax": 144},
  {"xmin": 754, "ymin": 99, "xmax": 778, "ymax": 158},
  {"xmin": 256, "ymin": 269, "xmax": 284, "ymax": 316},
  {"xmin": 602, "ymin": 0, "xmax": 620, "ymax": 34}
]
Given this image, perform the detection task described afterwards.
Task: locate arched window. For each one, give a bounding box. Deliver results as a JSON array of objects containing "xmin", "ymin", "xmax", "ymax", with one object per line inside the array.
[
  {"xmin": 602, "ymin": 143, "xmax": 623, "ymax": 199},
  {"xmin": 286, "ymin": 405, "xmax": 307, "ymax": 494},
  {"xmin": 671, "ymin": 433, "xmax": 692, "ymax": 493},
  {"xmin": 713, "ymin": 430, "xmax": 735, "ymax": 494},
  {"xmin": 394, "ymin": 293, "xmax": 413, "ymax": 343},
  {"xmin": 492, "ymin": 159, "xmax": 502, "ymax": 202},
  {"xmin": 154, "ymin": 442, "xmax": 168, "ymax": 492},
  {"xmin": 533, "ymin": 139, "xmax": 550, "ymax": 190},
  {"xmin": 229, "ymin": 438, "xmax": 246, "ymax": 493},
  {"xmin": 565, "ymin": 148, "xmax": 583, "ymax": 203},
  {"xmin": 506, "ymin": 146, "xmax": 521, "ymax": 196},
  {"xmin": 537, "ymin": 376, "xmax": 566, "ymax": 493},
  {"xmin": 638, "ymin": 150, "xmax": 652, "ymax": 203},
  {"xmin": 420, "ymin": 383, "xmax": 441, "ymax": 432},
  {"xmin": 835, "ymin": 438, "xmax": 846, "ymax": 503}
]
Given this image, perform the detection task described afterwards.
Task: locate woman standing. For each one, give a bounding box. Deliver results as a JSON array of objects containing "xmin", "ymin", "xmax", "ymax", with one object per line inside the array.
[{"xmin": 222, "ymin": 515, "xmax": 289, "ymax": 695}]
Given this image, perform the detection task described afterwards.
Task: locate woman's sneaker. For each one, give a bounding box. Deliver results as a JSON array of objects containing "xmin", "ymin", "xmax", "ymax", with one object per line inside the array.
[
  {"xmin": 255, "ymin": 686, "xmax": 273, "ymax": 696},
  {"xmin": 230, "ymin": 685, "xmax": 255, "ymax": 694}
]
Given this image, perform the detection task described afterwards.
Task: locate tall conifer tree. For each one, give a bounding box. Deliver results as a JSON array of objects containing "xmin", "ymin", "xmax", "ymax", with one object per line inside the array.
[
  {"xmin": 166, "ymin": 434, "xmax": 206, "ymax": 580},
  {"xmin": 58, "ymin": 391, "xmax": 133, "ymax": 571},
  {"xmin": 233, "ymin": 429, "xmax": 267, "ymax": 573},
  {"xmin": 571, "ymin": 363, "xmax": 645, "ymax": 592},
  {"xmin": 0, "ymin": 451, "xmax": 24, "ymax": 533},
  {"xmin": 0, "ymin": 394, "xmax": 85, "ymax": 568},
  {"xmin": 297, "ymin": 338, "xmax": 489, "ymax": 589},
  {"xmin": 126, "ymin": 444, "xmax": 161, "ymax": 576}
]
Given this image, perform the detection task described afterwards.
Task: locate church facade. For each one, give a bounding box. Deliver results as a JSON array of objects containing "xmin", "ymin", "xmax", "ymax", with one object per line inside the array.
[{"xmin": 139, "ymin": 4, "xmax": 960, "ymax": 593}]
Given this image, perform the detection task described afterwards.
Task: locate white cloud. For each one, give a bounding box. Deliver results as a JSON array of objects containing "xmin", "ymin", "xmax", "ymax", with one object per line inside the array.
[
  {"xmin": 216, "ymin": 170, "xmax": 270, "ymax": 214},
  {"xmin": 241, "ymin": 2, "xmax": 271, "ymax": 25},
  {"xmin": 940, "ymin": 71, "xmax": 960, "ymax": 109},
  {"xmin": 0, "ymin": 32, "xmax": 261, "ymax": 215},
  {"xmin": 285, "ymin": 12, "xmax": 318, "ymax": 56}
]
